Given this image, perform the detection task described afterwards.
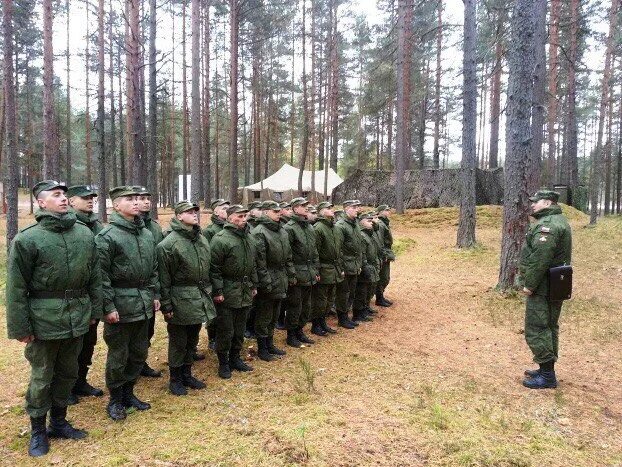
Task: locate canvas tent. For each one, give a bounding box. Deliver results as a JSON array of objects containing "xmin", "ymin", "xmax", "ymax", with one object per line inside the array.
[{"xmin": 240, "ymin": 163, "xmax": 343, "ymax": 204}]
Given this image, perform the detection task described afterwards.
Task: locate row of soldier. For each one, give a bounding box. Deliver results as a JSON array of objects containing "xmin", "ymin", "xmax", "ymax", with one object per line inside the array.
[{"xmin": 6, "ymin": 181, "xmax": 396, "ymax": 457}]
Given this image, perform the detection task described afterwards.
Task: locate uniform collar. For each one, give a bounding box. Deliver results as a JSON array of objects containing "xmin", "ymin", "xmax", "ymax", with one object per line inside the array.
[
  {"xmin": 532, "ymin": 205, "xmax": 562, "ymax": 219},
  {"xmin": 110, "ymin": 211, "xmax": 144, "ymax": 233},
  {"xmin": 170, "ymin": 218, "xmax": 200, "ymax": 240},
  {"xmin": 35, "ymin": 209, "xmax": 77, "ymax": 232}
]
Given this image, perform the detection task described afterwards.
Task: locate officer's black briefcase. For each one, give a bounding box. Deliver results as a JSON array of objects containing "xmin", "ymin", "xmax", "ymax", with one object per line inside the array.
[{"xmin": 548, "ymin": 265, "xmax": 573, "ymax": 301}]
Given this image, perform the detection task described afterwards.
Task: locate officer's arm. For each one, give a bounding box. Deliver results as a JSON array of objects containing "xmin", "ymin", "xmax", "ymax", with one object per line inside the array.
[
  {"xmin": 88, "ymin": 239, "xmax": 103, "ymax": 320},
  {"xmin": 311, "ymin": 230, "xmax": 320, "ymax": 276},
  {"xmin": 250, "ymin": 242, "xmax": 259, "ymax": 289},
  {"xmin": 252, "ymin": 232, "xmax": 271, "ymax": 291},
  {"xmin": 6, "ymin": 237, "xmax": 35, "ymax": 339},
  {"xmin": 95, "ymin": 233, "xmax": 116, "ymax": 315},
  {"xmin": 209, "ymin": 238, "xmax": 225, "ymax": 296},
  {"xmin": 285, "ymin": 237, "xmax": 296, "ymax": 284},
  {"xmin": 156, "ymin": 243, "xmax": 174, "ymax": 313},
  {"xmin": 524, "ymin": 226, "xmax": 558, "ymax": 291}
]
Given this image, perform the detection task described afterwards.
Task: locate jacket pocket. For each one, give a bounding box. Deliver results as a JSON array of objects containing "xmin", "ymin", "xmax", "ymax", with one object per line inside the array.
[{"xmin": 29, "ymin": 298, "xmax": 66, "ymax": 339}]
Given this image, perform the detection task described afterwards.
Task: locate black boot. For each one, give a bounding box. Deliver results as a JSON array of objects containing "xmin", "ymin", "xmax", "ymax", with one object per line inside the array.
[
  {"xmin": 310, "ymin": 319, "xmax": 328, "ymax": 337},
  {"xmin": 67, "ymin": 392, "xmax": 80, "ymax": 406},
  {"xmin": 320, "ymin": 317, "xmax": 337, "ymax": 334},
  {"xmin": 28, "ymin": 415, "xmax": 49, "ymax": 457},
  {"xmin": 286, "ymin": 329, "xmax": 302, "ymax": 348},
  {"xmin": 193, "ymin": 351, "xmax": 206, "ymax": 361},
  {"xmin": 365, "ymin": 305, "xmax": 378, "ymax": 315},
  {"xmin": 182, "ymin": 364, "xmax": 206, "ymax": 389},
  {"xmin": 267, "ymin": 335, "xmax": 286, "ymax": 356},
  {"xmin": 229, "ymin": 351, "xmax": 254, "ymax": 372},
  {"xmin": 169, "ymin": 367, "xmax": 187, "ymax": 396},
  {"xmin": 523, "ymin": 361, "xmax": 557, "ymax": 389},
  {"xmin": 257, "ymin": 336, "xmax": 276, "ymax": 361},
  {"xmin": 140, "ymin": 362, "xmax": 162, "ymax": 378},
  {"xmin": 337, "ymin": 313, "xmax": 355, "ymax": 329},
  {"xmin": 107, "ymin": 387, "xmax": 127, "ymax": 421},
  {"xmin": 375, "ymin": 292, "xmax": 392, "ymax": 307},
  {"xmin": 297, "ymin": 327, "xmax": 315, "ymax": 344},
  {"xmin": 217, "ymin": 352, "xmax": 231, "ymax": 379},
  {"xmin": 47, "ymin": 406, "xmax": 87, "ymax": 439},
  {"xmin": 524, "ymin": 364, "xmax": 542, "ymax": 378},
  {"xmin": 122, "ymin": 382, "xmax": 151, "ymax": 410},
  {"xmin": 73, "ymin": 369, "xmax": 104, "ymax": 397},
  {"xmin": 208, "ymin": 339, "xmax": 216, "ymax": 351},
  {"xmin": 353, "ymin": 310, "xmax": 372, "ymax": 323},
  {"xmin": 276, "ymin": 308, "xmax": 286, "ymax": 330}
]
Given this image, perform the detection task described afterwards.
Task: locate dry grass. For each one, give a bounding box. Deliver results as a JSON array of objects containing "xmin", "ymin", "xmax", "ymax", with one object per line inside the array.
[{"xmin": 0, "ymin": 205, "xmax": 621, "ymax": 466}]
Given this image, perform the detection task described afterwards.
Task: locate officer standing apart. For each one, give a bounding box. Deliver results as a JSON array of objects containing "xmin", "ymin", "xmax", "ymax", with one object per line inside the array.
[
  {"xmin": 250, "ymin": 200, "xmax": 296, "ymax": 361},
  {"xmin": 134, "ymin": 186, "xmax": 164, "ymax": 378},
  {"xmin": 6, "ymin": 181, "xmax": 102, "ymax": 457},
  {"xmin": 157, "ymin": 201, "xmax": 216, "ymax": 395},
  {"xmin": 96, "ymin": 186, "xmax": 160, "ymax": 421},
  {"xmin": 311, "ymin": 201, "xmax": 343, "ymax": 336},
  {"xmin": 374, "ymin": 205, "xmax": 395, "ymax": 307},
  {"xmin": 335, "ymin": 200, "xmax": 365, "ymax": 329},
  {"xmin": 66, "ymin": 185, "xmax": 105, "ymax": 404},
  {"xmin": 354, "ymin": 212, "xmax": 381, "ymax": 323},
  {"xmin": 519, "ymin": 190, "xmax": 572, "ymax": 389},
  {"xmin": 210, "ymin": 205, "xmax": 258, "ymax": 378},
  {"xmin": 284, "ymin": 197, "xmax": 320, "ymax": 348}
]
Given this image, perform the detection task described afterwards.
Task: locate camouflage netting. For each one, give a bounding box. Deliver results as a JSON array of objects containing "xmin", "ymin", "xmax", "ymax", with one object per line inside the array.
[{"xmin": 332, "ymin": 168, "xmax": 504, "ymax": 208}]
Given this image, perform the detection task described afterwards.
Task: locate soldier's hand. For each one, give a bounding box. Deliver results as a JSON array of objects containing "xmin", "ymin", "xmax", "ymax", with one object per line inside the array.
[
  {"xmin": 251, "ymin": 288, "xmax": 258, "ymax": 297},
  {"xmin": 341, "ymin": 271, "xmax": 345, "ymax": 277},
  {"xmin": 315, "ymin": 275, "xmax": 321, "ymax": 282},
  {"xmin": 104, "ymin": 310, "xmax": 120, "ymax": 324},
  {"xmin": 90, "ymin": 319, "xmax": 97, "ymax": 325},
  {"xmin": 163, "ymin": 312, "xmax": 173, "ymax": 320},
  {"xmin": 153, "ymin": 299, "xmax": 161, "ymax": 312},
  {"xmin": 522, "ymin": 287, "xmax": 533, "ymax": 296},
  {"xmin": 214, "ymin": 295, "xmax": 225, "ymax": 303},
  {"xmin": 18, "ymin": 335, "xmax": 35, "ymax": 344}
]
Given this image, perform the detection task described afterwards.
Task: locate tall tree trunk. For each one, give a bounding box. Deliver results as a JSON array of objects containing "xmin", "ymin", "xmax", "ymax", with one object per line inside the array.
[
  {"xmin": 3, "ymin": 0, "xmax": 19, "ymax": 246},
  {"xmin": 457, "ymin": 0, "xmax": 477, "ymax": 248},
  {"xmin": 498, "ymin": 0, "xmax": 536, "ymax": 290},
  {"xmin": 109, "ymin": 1, "xmax": 117, "ymax": 188},
  {"xmin": 395, "ymin": 0, "xmax": 413, "ymax": 214},
  {"xmin": 545, "ymin": 0, "xmax": 561, "ymax": 185},
  {"xmin": 617, "ymin": 82, "xmax": 622, "ymax": 214},
  {"xmin": 203, "ymin": 0, "xmax": 211, "ymax": 205},
  {"xmin": 182, "ymin": 0, "xmax": 188, "ymax": 199},
  {"xmin": 96, "ymin": 0, "xmax": 107, "ymax": 221},
  {"xmin": 190, "ymin": 0, "xmax": 202, "ymax": 203},
  {"xmin": 563, "ymin": 0, "xmax": 579, "ymax": 192},
  {"xmin": 65, "ymin": 0, "xmax": 72, "ymax": 184},
  {"xmin": 310, "ymin": 0, "xmax": 317, "ymax": 200},
  {"xmin": 529, "ymin": 0, "xmax": 546, "ymax": 192},
  {"xmin": 604, "ymin": 74, "xmax": 614, "ymax": 215},
  {"xmin": 328, "ymin": 0, "xmax": 339, "ymax": 171},
  {"xmin": 148, "ymin": 0, "xmax": 158, "ymax": 214},
  {"xmin": 43, "ymin": 0, "xmax": 60, "ymax": 179},
  {"xmin": 85, "ymin": 8, "xmax": 92, "ymax": 185},
  {"xmin": 229, "ymin": 0, "xmax": 239, "ymax": 202},
  {"xmin": 298, "ymin": 0, "xmax": 309, "ymax": 196},
  {"xmin": 489, "ymin": 9, "xmax": 503, "ymax": 170},
  {"xmin": 432, "ymin": 0, "xmax": 442, "ymax": 169},
  {"xmin": 589, "ymin": 0, "xmax": 618, "ymax": 224},
  {"xmin": 128, "ymin": 0, "xmax": 146, "ymax": 184},
  {"xmin": 118, "ymin": 43, "xmax": 126, "ymax": 185}
]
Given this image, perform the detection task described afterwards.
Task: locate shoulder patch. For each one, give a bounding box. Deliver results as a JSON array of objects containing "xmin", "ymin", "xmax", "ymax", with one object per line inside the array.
[
  {"xmin": 540, "ymin": 226, "xmax": 551, "ymax": 233},
  {"xmin": 539, "ymin": 236, "xmax": 548, "ymax": 242}
]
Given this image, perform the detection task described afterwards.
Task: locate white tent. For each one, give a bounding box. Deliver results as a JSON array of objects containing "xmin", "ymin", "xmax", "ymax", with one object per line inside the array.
[{"xmin": 240, "ymin": 164, "xmax": 343, "ymax": 204}]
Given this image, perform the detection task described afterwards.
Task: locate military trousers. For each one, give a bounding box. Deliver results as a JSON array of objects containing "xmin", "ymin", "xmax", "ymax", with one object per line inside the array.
[
  {"xmin": 77, "ymin": 320, "xmax": 99, "ymax": 381},
  {"xmin": 25, "ymin": 336, "xmax": 83, "ymax": 417},
  {"xmin": 168, "ymin": 323, "xmax": 202, "ymax": 368},
  {"xmin": 376, "ymin": 261, "xmax": 391, "ymax": 295},
  {"xmin": 313, "ymin": 283, "xmax": 336, "ymax": 320},
  {"xmin": 254, "ymin": 293, "xmax": 282, "ymax": 338},
  {"xmin": 104, "ymin": 319, "xmax": 149, "ymax": 389},
  {"xmin": 336, "ymin": 274, "xmax": 358, "ymax": 315},
  {"xmin": 354, "ymin": 280, "xmax": 375, "ymax": 312},
  {"xmin": 215, "ymin": 305, "xmax": 250, "ymax": 355},
  {"xmin": 286, "ymin": 285, "xmax": 312, "ymax": 330},
  {"xmin": 525, "ymin": 294, "xmax": 563, "ymax": 364},
  {"xmin": 147, "ymin": 314, "xmax": 156, "ymax": 344}
]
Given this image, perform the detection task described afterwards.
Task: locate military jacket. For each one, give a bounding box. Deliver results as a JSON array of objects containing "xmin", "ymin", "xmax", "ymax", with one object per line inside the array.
[
  {"xmin": 378, "ymin": 217, "xmax": 396, "ymax": 261},
  {"xmin": 143, "ymin": 212, "xmax": 164, "ymax": 244},
  {"xmin": 210, "ymin": 223, "xmax": 258, "ymax": 308},
  {"xmin": 157, "ymin": 219, "xmax": 216, "ymax": 325},
  {"xmin": 360, "ymin": 228, "xmax": 381, "ymax": 283},
  {"xmin": 313, "ymin": 216, "xmax": 344, "ymax": 285},
  {"xmin": 96, "ymin": 212, "xmax": 159, "ymax": 322},
  {"xmin": 284, "ymin": 214, "xmax": 320, "ymax": 286},
  {"xmin": 519, "ymin": 205, "xmax": 572, "ymax": 296},
  {"xmin": 336, "ymin": 216, "xmax": 366, "ymax": 275},
  {"xmin": 6, "ymin": 210, "xmax": 103, "ymax": 340},
  {"xmin": 202, "ymin": 215, "xmax": 225, "ymax": 243},
  {"xmin": 72, "ymin": 208, "xmax": 104, "ymax": 234},
  {"xmin": 251, "ymin": 217, "xmax": 296, "ymax": 299}
]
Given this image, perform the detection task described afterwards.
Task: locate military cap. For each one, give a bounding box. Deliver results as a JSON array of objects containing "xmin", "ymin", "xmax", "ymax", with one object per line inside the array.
[
  {"xmin": 529, "ymin": 190, "xmax": 560, "ymax": 203},
  {"xmin": 109, "ymin": 185, "xmax": 137, "ymax": 201},
  {"xmin": 279, "ymin": 201, "xmax": 291, "ymax": 209},
  {"xmin": 210, "ymin": 198, "xmax": 230, "ymax": 210},
  {"xmin": 67, "ymin": 184, "xmax": 97, "ymax": 198},
  {"xmin": 262, "ymin": 200, "xmax": 281, "ymax": 211},
  {"xmin": 376, "ymin": 204, "xmax": 390, "ymax": 213},
  {"xmin": 248, "ymin": 201, "xmax": 263, "ymax": 210},
  {"xmin": 32, "ymin": 180, "xmax": 68, "ymax": 198},
  {"xmin": 174, "ymin": 200, "xmax": 200, "ymax": 215},
  {"xmin": 308, "ymin": 205, "xmax": 318, "ymax": 214},
  {"xmin": 359, "ymin": 211, "xmax": 375, "ymax": 220},
  {"xmin": 226, "ymin": 204, "xmax": 250, "ymax": 216},
  {"xmin": 342, "ymin": 199, "xmax": 361, "ymax": 208},
  {"xmin": 291, "ymin": 197, "xmax": 309, "ymax": 207},
  {"xmin": 133, "ymin": 185, "xmax": 151, "ymax": 196},
  {"xmin": 317, "ymin": 201, "xmax": 334, "ymax": 211}
]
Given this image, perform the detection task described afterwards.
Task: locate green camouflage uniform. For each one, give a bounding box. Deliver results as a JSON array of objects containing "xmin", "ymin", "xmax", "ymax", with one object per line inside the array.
[
  {"xmin": 335, "ymin": 216, "xmax": 366, "ymax": 317},
  {"xmin": 375, "ymin": 216, "xmax": 395, "ymax": 297},
  {"xmin": 313, "ymin": 216, "xmax": 344, "ymax": 321},
  {"xmin": 355, "ymin": 226, "xmax": 381, "ymax": 314}
]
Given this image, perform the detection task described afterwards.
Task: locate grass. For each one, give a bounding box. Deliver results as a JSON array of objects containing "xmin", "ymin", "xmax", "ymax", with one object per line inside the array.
[{"xmin": 0, "ymin": 205, "xmax": 620, "ymax": 465}]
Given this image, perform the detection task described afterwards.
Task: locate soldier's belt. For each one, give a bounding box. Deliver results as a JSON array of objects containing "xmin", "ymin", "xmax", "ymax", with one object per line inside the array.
[
  {"xmin": 173, "ymin": 281, "xmax": 210, "ymax": 290},
  {"xmin": 111, "ymin": 280, "xmax": 149, "ymax": 289},
  {"xmin": 29, "ymin": 289, "xmax": 88, "ymax": 299}
]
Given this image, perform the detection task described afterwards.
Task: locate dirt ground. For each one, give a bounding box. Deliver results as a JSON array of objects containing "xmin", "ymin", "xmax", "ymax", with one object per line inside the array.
[{"xmin": 0, "ymin": 205, "xmax": 620, "ymax": 466}]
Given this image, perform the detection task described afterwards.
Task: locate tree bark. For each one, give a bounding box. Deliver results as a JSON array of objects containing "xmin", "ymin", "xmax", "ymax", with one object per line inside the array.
[
  {"xmin": 432, "ymin": 0, "xmax": 442, "ymax": 169},
  {"xmin": 529, "ymin": 0, "xmax": 546, "ymax": 193},
  {"xmin": 182, "ymin": 0, "xmax": 188, "ymax": 199},
  {"xmin": 229, "ymin": 0, "xmax": 239, "ymax": 202},
  {"xmin": 203, "ymin": 0, "xmax": 212, "ymax": 206},
  {"xmin": 190, "ymin": 0, "xmax": 202, "ymax": 203},
  {"xmin": 457, "ymin": 0, "xmax": 477, "ymax": 248},
  {"xmin": 545, "ymin": 0, "xmax": 561, "ymax": 185},
  {"xmin": 85, "ymin": 7, "xmax": 92, "ymax": 185},
  {"xmin": 148, "ymin": 0, "xmax": 158, "ymax": 214},
  {"xmin": 562, "ymin": 0, "xmax": 579, "ymax": 192},
  {"xmin": 298, "ymin": 0, "xmax": 309, "ymax": 196},
  {"xmin": 96, "ymin": 0, "xmax": 107, "ymax": 221},
  {"xmin": 488, "ymin": 8, "xmax": 503, "ymax": 169},
  {"xmin": 43, "ymin": 0, "xmax": 60, "ymax": 180},
  {"xmin": 127, "ymin": 0, "xmax": 146, "ymax": 184},
  {"xmin": 65, "ymin": 0, "xmax": 72, "ymax": 184}
]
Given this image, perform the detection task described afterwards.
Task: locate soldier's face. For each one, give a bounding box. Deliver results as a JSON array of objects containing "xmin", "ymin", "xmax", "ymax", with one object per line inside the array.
[
  {"xmin": 360, "ymin": 218, "xmax": 373, "ymax": 229},
  {"xmin": 215, "ymin": 205, "xmax": 229, "ymax": 220},
  {"xmin": 307, "ymin": 213, "xmax": 317, "ymax": 222},
  {"xmin": 265, "ymin": 209, "xmax": 281, "ymax": 222},
  {"xmin": 380, "ymin": 209, "xmax": 390, "ymax": 218},
  {"xmin": 38, "ymin": 189, "xmax": 68, "ymax": 213},
  {"xmin": 345, "ymin": 206, "xmax": 358, "ymax": 219},
  {"xmin": 283, "ymin": 208, "xmax": 293, "ymax": 217},
  {"xmin": 250, "ymin": 208, "xmax": 262, "ymax": 218},
  {"xmin": 229, "ymin": 212, "xmax": 248, "ymax": 229},
  {"xmin": 138, "ymin": 195, "xmax": 152, "ymax": 212},
  {"xmin": 115, "ymin": 195, "xmax": 140, "ymax": 218},
  {"xmin": 320, "ymin": 208, "xmax": 334, "ymax": 218},
  {"xmin": 177, "ymin": 209, "xmax": 199, "ymax": 225},
  {"xmin": 70, "ymin": 195, "xmax": 96, "ymax": 213},
  {"xmin": 531, "ymin": 199, "xmax": 552, "ymax": 214},
  {"xmin": 293, "ymin": 205, "xmax": 309, "ymax": 218}
]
